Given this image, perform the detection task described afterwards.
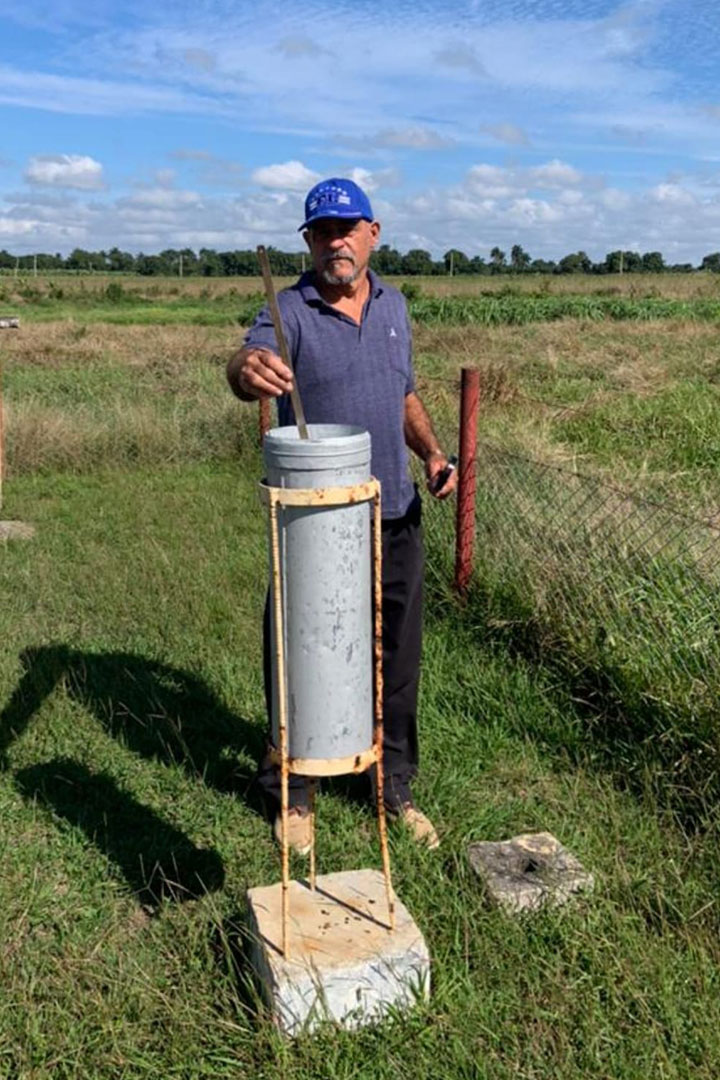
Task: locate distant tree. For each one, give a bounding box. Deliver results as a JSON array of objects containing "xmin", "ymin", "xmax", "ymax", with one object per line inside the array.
[
  {"xmin": 700, "ymin": 253, "xmax": 720, "ymax": 272},
  {"xmin": 401, "ymin": 249, "xmax": 434, "ymax": 275},
  {"xmin": 371, "ymin": 244, "xmax": 403, "ymax": 275},
  {"xmin": 489, "ymin": 246, "xmax": 506, "ymax": 273},
  {"xmin": 556, "ymin": 251, "xmax": 592, "ymax": 274},
  {"xmin": 641, "ymin": 251, "xmax": 665, "ymax": 273},
  {"xmin": 107, "ymin": 247, "xmax": 135, "ymax": 272},
  {"xmin": 510, "ymin": 244, "xmax": 531, "ymax": 272},
  {"xmin": 443, "ymin": 249, "xmax": 470, "ymax": 274},
  {"xmin": 468, "ymin": 255, "xmax": 488, "ymax": 274},
  {"xmin": 136, "ymin": 253, "xmax": 165, "ymax": 275},
  {"xmin": 66, "ymin": 248, "xmax": 105, "ymax": 271},
  {"xmin": 604, "ymin": 250, "xmax": 642, "ymax": 273},
  {"xmin": 198, "ymin": 248, "xmax": 223, "ymax": 276},
  {"xmin": 529, "ymin": 258, "xmax": 556, "ymax": 273},
  {"xmin": 178, "ymin": 248, "xmax": 199, "ymax": 275}
]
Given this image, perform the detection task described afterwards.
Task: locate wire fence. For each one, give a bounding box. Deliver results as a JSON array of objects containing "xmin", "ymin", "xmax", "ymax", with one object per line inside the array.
[{"xmin": 412, "ymin": 372, "xmax": 720, "ymax": 758}]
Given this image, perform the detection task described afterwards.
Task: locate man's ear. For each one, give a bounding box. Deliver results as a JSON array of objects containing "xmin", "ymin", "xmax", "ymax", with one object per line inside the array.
[
  {"xmin": 302, "ymin": 229, "xmax": 312, "ymax": 251},
  {"xmin": 369, "ymin": 220, "xmax": 380, "ymax": 249}
]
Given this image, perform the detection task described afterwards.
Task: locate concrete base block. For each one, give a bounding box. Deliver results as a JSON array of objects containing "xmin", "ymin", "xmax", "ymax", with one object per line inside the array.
[
  {"xmin": 0, "ymin": 521, "xmax": 35, "ymax": 541},
  {"xmin": 468, "ymin": 831, "xmax": 594, "ymax": 914},
  {"xmin": 246, "ymin": 868, "xmax": 430, "ymax": 1036}
]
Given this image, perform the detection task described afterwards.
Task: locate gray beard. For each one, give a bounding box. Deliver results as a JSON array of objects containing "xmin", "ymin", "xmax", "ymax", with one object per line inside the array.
[{"xmin": 320, "ymin": 255, "xmax": 358, "ymax": 286}]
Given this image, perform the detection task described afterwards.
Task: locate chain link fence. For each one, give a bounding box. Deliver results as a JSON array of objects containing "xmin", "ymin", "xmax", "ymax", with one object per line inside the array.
[{"xmin": 416, "ymin": 373, "xmax": 720, "ymax": 777}]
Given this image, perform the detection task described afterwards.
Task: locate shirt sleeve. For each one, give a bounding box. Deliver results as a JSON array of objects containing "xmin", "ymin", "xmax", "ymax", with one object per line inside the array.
[
  {"xmin": 244, "ymin": 303, "xmax": 277, "ymax": 352},
  {"xmin": 243, "ymin": 291, "xmax": 297, "ymax": 359}
]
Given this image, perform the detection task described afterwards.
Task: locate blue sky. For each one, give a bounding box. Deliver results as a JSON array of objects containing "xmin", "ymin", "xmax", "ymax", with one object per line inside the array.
[{"xmin": 2, "ymin": 0, "xmax": 720, "ymax": 260}]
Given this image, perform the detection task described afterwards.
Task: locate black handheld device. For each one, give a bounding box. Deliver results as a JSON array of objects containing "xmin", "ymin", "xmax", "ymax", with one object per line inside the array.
[{"xmin": 430, "ymin": 454, "xmax": 458, "ymax": 494}]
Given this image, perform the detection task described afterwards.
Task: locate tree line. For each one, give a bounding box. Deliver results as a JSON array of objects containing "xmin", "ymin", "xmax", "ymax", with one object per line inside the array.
[{"xmin": 3, "ymin": 244, "xmax": 720, "ymax": 276}]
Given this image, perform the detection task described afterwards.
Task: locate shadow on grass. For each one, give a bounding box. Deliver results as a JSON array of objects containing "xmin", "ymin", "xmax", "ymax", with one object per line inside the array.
[
  {"xmin": 0, "ymin": 644, "xmax": 267, "ymax": 814},
  {"xmin": 15, "ymin": 758, "xmax": 225, "ymax": 909}
]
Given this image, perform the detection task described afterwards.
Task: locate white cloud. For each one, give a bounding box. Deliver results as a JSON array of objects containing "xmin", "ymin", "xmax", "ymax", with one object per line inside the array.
[
  {"xmin": 118, "ymin": 187, "xmax": 202, "ymax": 210},
  {"xmin": 0, "ymin": 215, "xmax": 86, "ymax": 242},
  {"xmin": 375, "ymin": 127, "xmax": 456, "ymax": 150},
  {"xmin": 25, "ymin": 153, "xmax": 104, "ymax": 190},
  {"xmin": 4, "ymin": 162, "xmax": 720, "ymax": 264},
  {"xmin": 651, "ymin": 183, "xmax": 695, "ymax": 206},
  {"xmin": 529, "ymin": 160, "xmax": 583, "ymax": 187},
  {"xmin": 251, "ymin": 161, "xmax": 320, "ymax": 191},
  {"xmin": 480, "ymin": 123, "xmax": 529, "ymax": 146}
]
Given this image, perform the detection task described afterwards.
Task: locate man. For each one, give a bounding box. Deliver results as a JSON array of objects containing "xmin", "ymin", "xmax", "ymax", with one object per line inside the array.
[{"xmin": 227, "ymin": 177, "xmax": 456, "ymax": 853}]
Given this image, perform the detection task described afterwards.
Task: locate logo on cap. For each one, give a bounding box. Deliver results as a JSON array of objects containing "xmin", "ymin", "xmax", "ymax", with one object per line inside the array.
[{"xmin": 300, "ymin": 178, "xmax": 374, "ymax": 231}]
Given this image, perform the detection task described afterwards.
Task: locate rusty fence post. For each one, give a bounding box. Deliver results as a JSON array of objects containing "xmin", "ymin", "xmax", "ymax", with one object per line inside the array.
[
  {"xmin": 258, "ymin": 398, "xmax": 270, "ymax": 446},
  {"xmin": 454, "ymin": 367, "xmax": 480, "ymax": 594}
]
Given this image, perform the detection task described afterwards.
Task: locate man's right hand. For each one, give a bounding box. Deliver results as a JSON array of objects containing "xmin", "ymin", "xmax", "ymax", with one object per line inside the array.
[{"xmin": 227, "ymin": 346, "xmax": 294, "ymax": 401}]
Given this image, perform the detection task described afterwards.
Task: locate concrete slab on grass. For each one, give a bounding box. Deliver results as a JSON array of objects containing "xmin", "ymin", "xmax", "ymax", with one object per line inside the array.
[
  {"xmin": 468, "ymin": 831, "xmax": 594, "ymax": 914},
  {"xmin": 246, "ymin": 868, "xmax": 430, "ymax": 1036},
  {"xmin": 0, "ymin": 521, "xmax": 35, "ymax": 541}
]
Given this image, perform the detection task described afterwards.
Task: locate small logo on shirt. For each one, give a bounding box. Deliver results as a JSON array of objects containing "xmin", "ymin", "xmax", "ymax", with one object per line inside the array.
[{"xmin": 389, "ymin": 327, "xmax": 397, "ymax": 338}]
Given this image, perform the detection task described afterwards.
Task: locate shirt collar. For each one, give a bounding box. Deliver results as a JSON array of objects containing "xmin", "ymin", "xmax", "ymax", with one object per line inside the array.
[{"xmin": 298, "ymin": 268, "xmax": 384, "ymax": 306}]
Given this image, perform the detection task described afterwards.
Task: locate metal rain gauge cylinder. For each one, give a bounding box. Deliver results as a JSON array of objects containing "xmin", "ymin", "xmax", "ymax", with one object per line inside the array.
[{"xmin": 260, "ymin": 424, "xmax": 394, "ymax": 956}]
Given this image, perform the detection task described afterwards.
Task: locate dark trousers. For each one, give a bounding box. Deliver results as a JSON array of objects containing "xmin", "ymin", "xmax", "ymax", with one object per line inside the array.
[{"xmin": 258, "ymin": 496, "xmax": 424, "ymax": 809}]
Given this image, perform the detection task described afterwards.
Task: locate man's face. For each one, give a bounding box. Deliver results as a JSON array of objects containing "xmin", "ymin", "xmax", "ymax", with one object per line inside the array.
[{"xmin": 304, "ymin": 217, "xmax": 380, "ymax": 286}]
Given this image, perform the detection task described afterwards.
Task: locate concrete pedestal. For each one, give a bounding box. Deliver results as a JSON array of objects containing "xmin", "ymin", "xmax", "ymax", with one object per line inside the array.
[
  {"xmin": 246, "ymin": 868, "xmax": 430, "ymax": 1035},
  {"xmin": 468, "ymin": 831, "xmax": 594, "ymax": 914},
  {"xmin": 0, "ymin": 521, "xmax": 34, "ymax": 541}
]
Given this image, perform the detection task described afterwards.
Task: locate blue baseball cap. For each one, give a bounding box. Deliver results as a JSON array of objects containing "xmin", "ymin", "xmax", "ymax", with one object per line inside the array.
[{"xmin": 299, "ymin": 177, "xmax": 374, "ymax": 231}]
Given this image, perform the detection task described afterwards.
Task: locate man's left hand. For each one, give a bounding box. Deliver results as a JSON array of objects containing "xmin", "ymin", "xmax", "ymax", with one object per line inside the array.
[{"xmin": 425, "ymin": 451, "xmax": 458, "ymax": 500}]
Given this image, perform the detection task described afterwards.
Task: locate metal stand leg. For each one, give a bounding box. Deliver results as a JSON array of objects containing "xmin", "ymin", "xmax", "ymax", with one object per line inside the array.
[
  {"xmin": 270, "ymin": 495, "xmax": 291, "ymax": 959},
  {"xmin": 309, "ymin": 779, "xmax": 317, "ymax": 892},
  {"xmin": 373, "ymin": 491, "xmax": 395, "ymax": 932}
]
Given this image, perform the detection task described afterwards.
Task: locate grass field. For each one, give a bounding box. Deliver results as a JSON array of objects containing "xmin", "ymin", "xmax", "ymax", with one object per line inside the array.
[{"xmin": 1, "ymin": 279, "xmax": 720, "ymax": 1078}]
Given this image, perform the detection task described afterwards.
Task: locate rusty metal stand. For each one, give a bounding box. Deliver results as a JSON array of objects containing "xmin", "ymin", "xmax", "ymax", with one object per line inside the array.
[{"xmin": 260, "ymin": 478, "xmax": 395, "ymax": 959}]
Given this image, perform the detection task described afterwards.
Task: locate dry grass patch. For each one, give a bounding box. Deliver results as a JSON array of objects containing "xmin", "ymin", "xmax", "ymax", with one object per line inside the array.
[
  {"xmin": 1, "ymin": 322, "xmax": 253, "ymax": 477},
  {"xmin": 1, "ymin": 321, "xmax": 239, "ymax": 369},
  {"xmin": 415, "ymin": 319, "xmax": 719, "ymax": 394}
]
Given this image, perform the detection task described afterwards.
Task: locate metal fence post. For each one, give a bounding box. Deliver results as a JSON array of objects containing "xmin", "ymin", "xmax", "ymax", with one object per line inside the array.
[{"xmin": 454, "ymin": 367, "xmax": 480, "ymax": 593}]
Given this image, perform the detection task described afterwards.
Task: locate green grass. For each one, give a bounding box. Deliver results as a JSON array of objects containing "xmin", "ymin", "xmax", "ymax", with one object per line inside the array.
[
  {"xmin": 1, "ymin": 463, "xmax": 720, "ymax": 1078},
  {"xmin": 6, "ymin": 275, "xmax": 720, "ymax": 328},
  {"xmin": 12, "ymin": 293, "xmax": 720, "ymax": 329},
  {"xmin": 556, "ymin": 380, "xmax": 720, "ymax": 476},
  {"xmin": 2, "ymin": 306, "xmax": 720, "ymax": 1076}
]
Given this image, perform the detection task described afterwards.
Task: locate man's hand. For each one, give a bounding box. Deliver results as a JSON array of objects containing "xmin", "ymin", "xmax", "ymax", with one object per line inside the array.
[
  {"xmin": 425, "ymin": 450, "xmax": 458, "ymax": 500},
  {"xmin": 227, "ymin": 346, "xmax": 294, "ymax": 401}
]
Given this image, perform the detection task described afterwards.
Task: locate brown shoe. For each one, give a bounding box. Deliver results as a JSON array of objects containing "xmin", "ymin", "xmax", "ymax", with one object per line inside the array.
[
  {"xmin": 273, "ymin": 805, "xmax": 312, "ymax": 856},
  {"xmin": 388, "ymin": 802, "xmax": 440, "ymax": 850}
]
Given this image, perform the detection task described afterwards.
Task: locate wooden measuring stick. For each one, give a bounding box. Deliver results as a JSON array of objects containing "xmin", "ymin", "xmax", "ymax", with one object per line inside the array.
[{"xmin": 256, "ymin": 245, "xmax": 309, "ymax": 440}]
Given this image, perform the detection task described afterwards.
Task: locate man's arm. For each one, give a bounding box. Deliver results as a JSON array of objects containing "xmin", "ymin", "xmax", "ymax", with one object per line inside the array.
[
  {"xmin": 404, "ymin": 391, "xmax": 457, "ymax": 500},
  {"xmin": 227, "ymin": 346, "xmax": 294, "ymax": 402}
]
